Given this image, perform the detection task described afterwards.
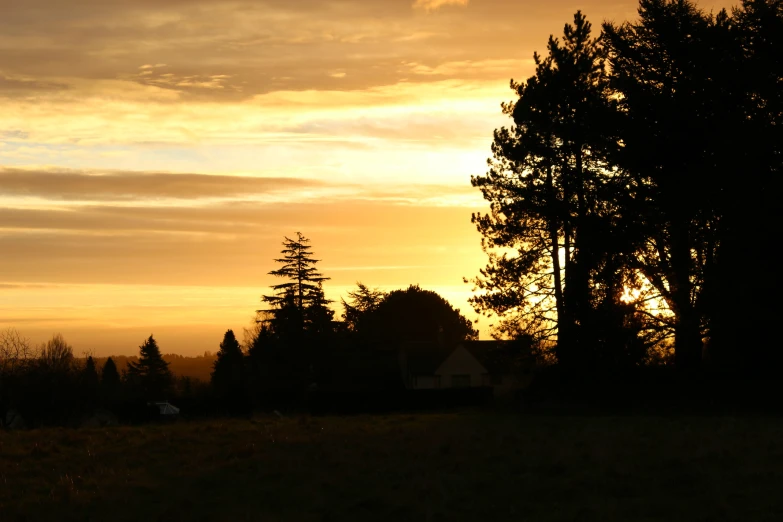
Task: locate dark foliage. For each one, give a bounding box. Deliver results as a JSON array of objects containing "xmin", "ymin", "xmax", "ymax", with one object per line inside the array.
[
  {"xmin": 210, "ymin": 329, "xmax": 244, "ymax": 399},
  {"xmin": 360, "ymin": 284, "xmax": 478, "ymax": 346},
  {"xmin": 470, "ymin": 0, "xmax": 783, "ymax": 376},
  {"xmin": 341, "ymin": 282, "xmax": 387, "ymax": 332},
  {"xmin": 80, "ymin": 356, "xmax": 100, "ymax": 406},
  {"xmin": 249, "ymin": 233, "xmax": 336, "ymax": 406},
  {"xmin": 125, "ymin": 335, "xmax": 174, "ymax": 401},
  {"xmin": 3, "ymin": 2, "xmax": 782, "ymax": 427},
  {"xmin": 100, "ymin": 357, "xmax": 122, "ymax": 405}
]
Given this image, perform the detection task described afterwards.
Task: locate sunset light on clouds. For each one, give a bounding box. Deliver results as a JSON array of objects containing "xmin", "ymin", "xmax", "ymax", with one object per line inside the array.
[{"xmin": 1, "ymin": 0, "xmax": 724, "ymax": 355}]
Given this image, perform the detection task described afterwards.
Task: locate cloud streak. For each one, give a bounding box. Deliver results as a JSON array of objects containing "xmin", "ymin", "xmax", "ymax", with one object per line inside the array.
[
  {"xmin": 0, "ymin": 168, "xmax": 324, "ymax": 201},
  {"xmin": 413, "ymin": 0, "xmax": 470, "ymax": 11},
  {"xmin": 0, "ymin": 198, "xmax": 485, "ymax": 288},
  {"xmin": 0, "ymin": 0, "xmax": 648, "ymax": 353}
]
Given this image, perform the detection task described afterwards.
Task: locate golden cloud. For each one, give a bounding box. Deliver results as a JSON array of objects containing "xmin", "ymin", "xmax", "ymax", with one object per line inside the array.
[{"xmin": 413, "ymin": 0, "xmax": 469, "ymax": 11}]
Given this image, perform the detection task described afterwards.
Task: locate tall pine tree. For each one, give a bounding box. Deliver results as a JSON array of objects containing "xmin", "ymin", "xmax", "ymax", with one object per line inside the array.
[
  {"xmin": 81, "ymin": 356, "xmax": 100, "ymax": 406},
  {"xmin": 469, "ymin": 12, "xmax": 640, "ymax": 367},
  {"xmin": 258, "ymin": 232, "xmax": 334, "ymax": 338},
  {"xmin": 126, "ymin": 335, "xmax": 173, "ymax": 400},
  {"xmin": 211, "ymin": 329, "xmax": 244, "ymax": 399},
  {"xmin": 603, "ymin": 0, "xmax": 728, "ymax": 371},
  {"xmin": 100, "ymin": 356, "xmax": 122, "ymax": 404}
]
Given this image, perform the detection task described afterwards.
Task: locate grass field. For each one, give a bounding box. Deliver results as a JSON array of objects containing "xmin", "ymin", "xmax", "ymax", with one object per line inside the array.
[{"xmin": 2, "ymin": 412, "xmax": 783, "ymax": 521}]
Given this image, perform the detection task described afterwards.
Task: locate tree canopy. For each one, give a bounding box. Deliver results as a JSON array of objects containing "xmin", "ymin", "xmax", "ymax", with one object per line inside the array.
[
  {"xmin": 470, "ymin": 0, "xmax": 782, "ymax": 373},
  {"xmin": 126, "ymin": 335, "xmax": 173, "ymax": 400},
  {"xmin": 258, "ymin": 232, "xmax": 334, "ymax": 340},
  {"xmin": 360, "ymin": 285, "xmax": 478, "ymax": 346},
  {"xmin": 211, "ymin": 329, "xmax": 244, "ymax": 398}
]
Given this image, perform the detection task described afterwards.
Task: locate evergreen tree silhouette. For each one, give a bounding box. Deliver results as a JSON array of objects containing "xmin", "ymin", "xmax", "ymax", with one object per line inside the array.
[
  {"xmin": 81, "ymin": 356, "xmax": 100, "ymax": 406},
  {"xmin": 126, "ymin": 335, "xmax": 173, "ymax": 400},
  {"xmin": 341, "ymin": 283, "xmax": 387, "ymax": 333},
  {"xmin": 258, "ymin": 232, "xmax": 334, "ymax": 339},
  {"xmin": 211, "ymin": 329, "xmax": 244, "ymax": 399},
  {"xmin": 262, "ymin": 232, "xmax": 329, "ymax": 311},
  {"xmin": 252, "ymin": 233, "xmax": 335, "ymax": 401},
  {"xmin": 704, "ymin": 0, "xmax": 783, "ymax": 372},
  {"xmin": 468, "ymin": 11, "xmax": 638, "ymax": 366},
  {"xmin": 100, "ymin": 356, "xmax": 121, "ymax": 404},
  {"xmin": 603, "ymin": 0, "xmax": 728, "ymax": 371}
]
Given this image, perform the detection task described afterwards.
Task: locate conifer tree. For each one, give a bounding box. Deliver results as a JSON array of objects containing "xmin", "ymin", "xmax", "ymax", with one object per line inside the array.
[
  {"xmin": 211, "ymin": 329, "xmax": 244, "ymax": 398},
  {"xmin": 341, "ymin": 283, "xmax": 387, "ymax": 333},
  {"xmin": 262, "ymin": 232, "xmax": 329, "ymax": 311},
  {"xmin": 603, "ymin": 0, "xmax": 727, "ymax": 370},
  {"xmin": 258, "ymin": 232, "xmax": 334, "ymax": 337},
  {"xmin": 469, "ymin": 11, "xmax": 632, "ymax": 366},
  {"xmin": 100, "ymin": 356, "xmax": 121, "ymax": 404},
  {"xmin": 81, "ymin": 356, "xmax": 100, "ymax": 405},
  {"xmin": 126, "ymin": 335, "xmax": 173, "ymax": 400}
]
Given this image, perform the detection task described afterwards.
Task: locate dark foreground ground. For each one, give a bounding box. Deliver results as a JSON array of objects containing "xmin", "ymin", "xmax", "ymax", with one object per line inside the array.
[{"xmin": 2, "ymin": 412, "xmax": 783, "ymax": 521}]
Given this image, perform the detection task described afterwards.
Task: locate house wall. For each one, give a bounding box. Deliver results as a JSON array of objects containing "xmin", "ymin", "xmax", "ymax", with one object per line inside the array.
[
  {"xmin": 412, "ymin": 375, "xmax": 440, "ymax": 389},
  {"xmin": 435, "ymin": 345, "xmax": 488, "ymax": 388},
  {"xmin": 490, "ymin": 374, "xmax": 518, "ymax": 396}
]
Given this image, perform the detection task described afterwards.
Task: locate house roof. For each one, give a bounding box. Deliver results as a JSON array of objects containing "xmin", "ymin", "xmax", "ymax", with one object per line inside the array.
[
  {"xmin": 319, "ymin": 348, "xmax": 403, "ymax": 391},
  {"xmin": 459, "ymin": 340, "xmax": 528, "ymax": 374},
  {"xmin": 358, "ymin": 339, "xmax": 530, "ymax": 377},
  {"xmin": 155, "ymin": 402, "xmax": 180, "ymax": 415},
  {"xmin": 401, "ymin": 341, "xmax": 453, "ymax": 375}
]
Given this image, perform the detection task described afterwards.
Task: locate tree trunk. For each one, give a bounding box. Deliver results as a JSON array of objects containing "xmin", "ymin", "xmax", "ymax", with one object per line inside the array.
[
  {"xmin": 546, "ymin": 166, "xmax": 568, "ymax": 364},
  {"xmin": 669, "ymin": 219, "xmax": 702, "ymax": 372}
]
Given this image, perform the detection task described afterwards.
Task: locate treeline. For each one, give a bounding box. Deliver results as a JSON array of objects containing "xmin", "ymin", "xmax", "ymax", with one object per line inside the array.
[
  {"xmin": 469, "ymin": 0, "xmax": 782, "ymax": 375},
  {"xmin": 210, "ymin": 233, "xmax": 480, "ymax": 410},
  {"xmin": 91, "ymin": 353, "xmax": 217, "ymax": 383},
  {"xmin": 0, "ymin": 330, "xmax": 216, "ymax": 427},
  {"xmin": 1, "ymin": 233, "xmax": 481, "ymax": 426}
]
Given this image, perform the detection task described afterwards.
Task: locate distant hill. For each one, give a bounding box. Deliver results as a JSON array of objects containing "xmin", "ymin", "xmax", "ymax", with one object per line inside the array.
[{"xmin": 88, "ymin": 353, "xmax": 217, "ymax": 383}]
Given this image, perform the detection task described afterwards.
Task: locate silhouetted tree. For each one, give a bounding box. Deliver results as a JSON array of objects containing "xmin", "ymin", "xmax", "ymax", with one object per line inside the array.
[
  {"xmin": 361, "ymin": 285, "xmax": 478, "ymax": 345},
  {"xmin": 0, "ymin": 328, "xmax": 35, "ymax": 417},
  {"xmin": 603, "ymin": 0, "xmax": 736, "ymax": 371},
  {"xmin": 703, "ymin": 0, "xmax": 783, "ymax": 372},
  {"xmin": 244, "ymin": 319, "xmax": 277, "ymax": 406},
  {"xmin": 81, "ymin": 356, "xmax": 100, "ymax": 406},
  {"xmin": 469, "ymin": 11, "xmax": 643, "ymax": 367},
  {"xmin": 261, "ymin": 232, "xmax": 330, "ymax": 310},
  {"xmin": 251, "ymin": 233, "xmax": 336, "ymax": 404},
  {"xmin": 126, "ymin": 335, "xmax": 173, "ymax": 400},
  {"xmin": 100, "ymin": 357, "xmax": 121, "ymax": 404},
  {"xmin": 23, "ymin": 334, "xmax": 80, "ymax": 425},
  {"xmin": 211, "ymin": 329, "xmax": 244, "ymax": 398},
  {"xmin": 39, "ymin": 333, "xmax": 75, "ymax": 374},
  {"xmin": 0, "ymin": 328, "xmax": 35, "ymax": 376},
  {"xmin": 258, "ymin": 233, "xmax": 335, "ymax": 340},
  {"xmin": 341, "ymin": 282, "xmax": 387, "ymax": 333}
]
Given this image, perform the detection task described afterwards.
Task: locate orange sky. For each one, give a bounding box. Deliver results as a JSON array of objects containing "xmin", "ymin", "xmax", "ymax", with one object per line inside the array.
[{"xmin": 0, "ymin": 0, "xmax": 731, "ymax": 355}]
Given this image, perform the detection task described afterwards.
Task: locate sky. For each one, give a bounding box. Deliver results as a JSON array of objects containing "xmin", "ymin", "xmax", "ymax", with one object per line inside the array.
[{"xmin": 0, "ymin": 0, "xmax": 729, "ymax": 356}]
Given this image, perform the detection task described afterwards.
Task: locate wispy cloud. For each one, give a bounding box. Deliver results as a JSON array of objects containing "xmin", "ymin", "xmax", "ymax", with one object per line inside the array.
[
  {"xmin": 0, "ymin": 198, "xmax": 485, "ymax": 288},
  {"xmin": 413, "ymin": 0, "xmax": 469, "ymax": 11},
  {"xmin": 0, "ymin": 167, "xmax": 324, "ymax": 202},
  {"xmin": 0, "ymin": 0, "xmax": 636, "ymax": 353}
]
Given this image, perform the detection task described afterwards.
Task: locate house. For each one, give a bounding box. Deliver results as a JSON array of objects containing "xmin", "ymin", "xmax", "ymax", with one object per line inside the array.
[
  {"xmin": 153, "ymin": 401, "xmax": 180, "ymax": 416},
  {"xmin": 400, "ymin": 340, "xmax": 531, "ymax": 396},
  {"xmin": 462, "ymin": 340, "xmax": 533, "ymax": 397},
  {"xmin": 317, "ymin": 346, "xmax": 405, "ymax": 393}
]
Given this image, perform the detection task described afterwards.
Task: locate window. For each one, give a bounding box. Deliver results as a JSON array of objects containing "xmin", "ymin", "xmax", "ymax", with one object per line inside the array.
[
  {"xmin": 451, "ymin": 375, "xmax": 471, "ymax": 388},
  {"xmin": 482, "ymin": 374, "xmax": 502, "ymax": 386}
]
